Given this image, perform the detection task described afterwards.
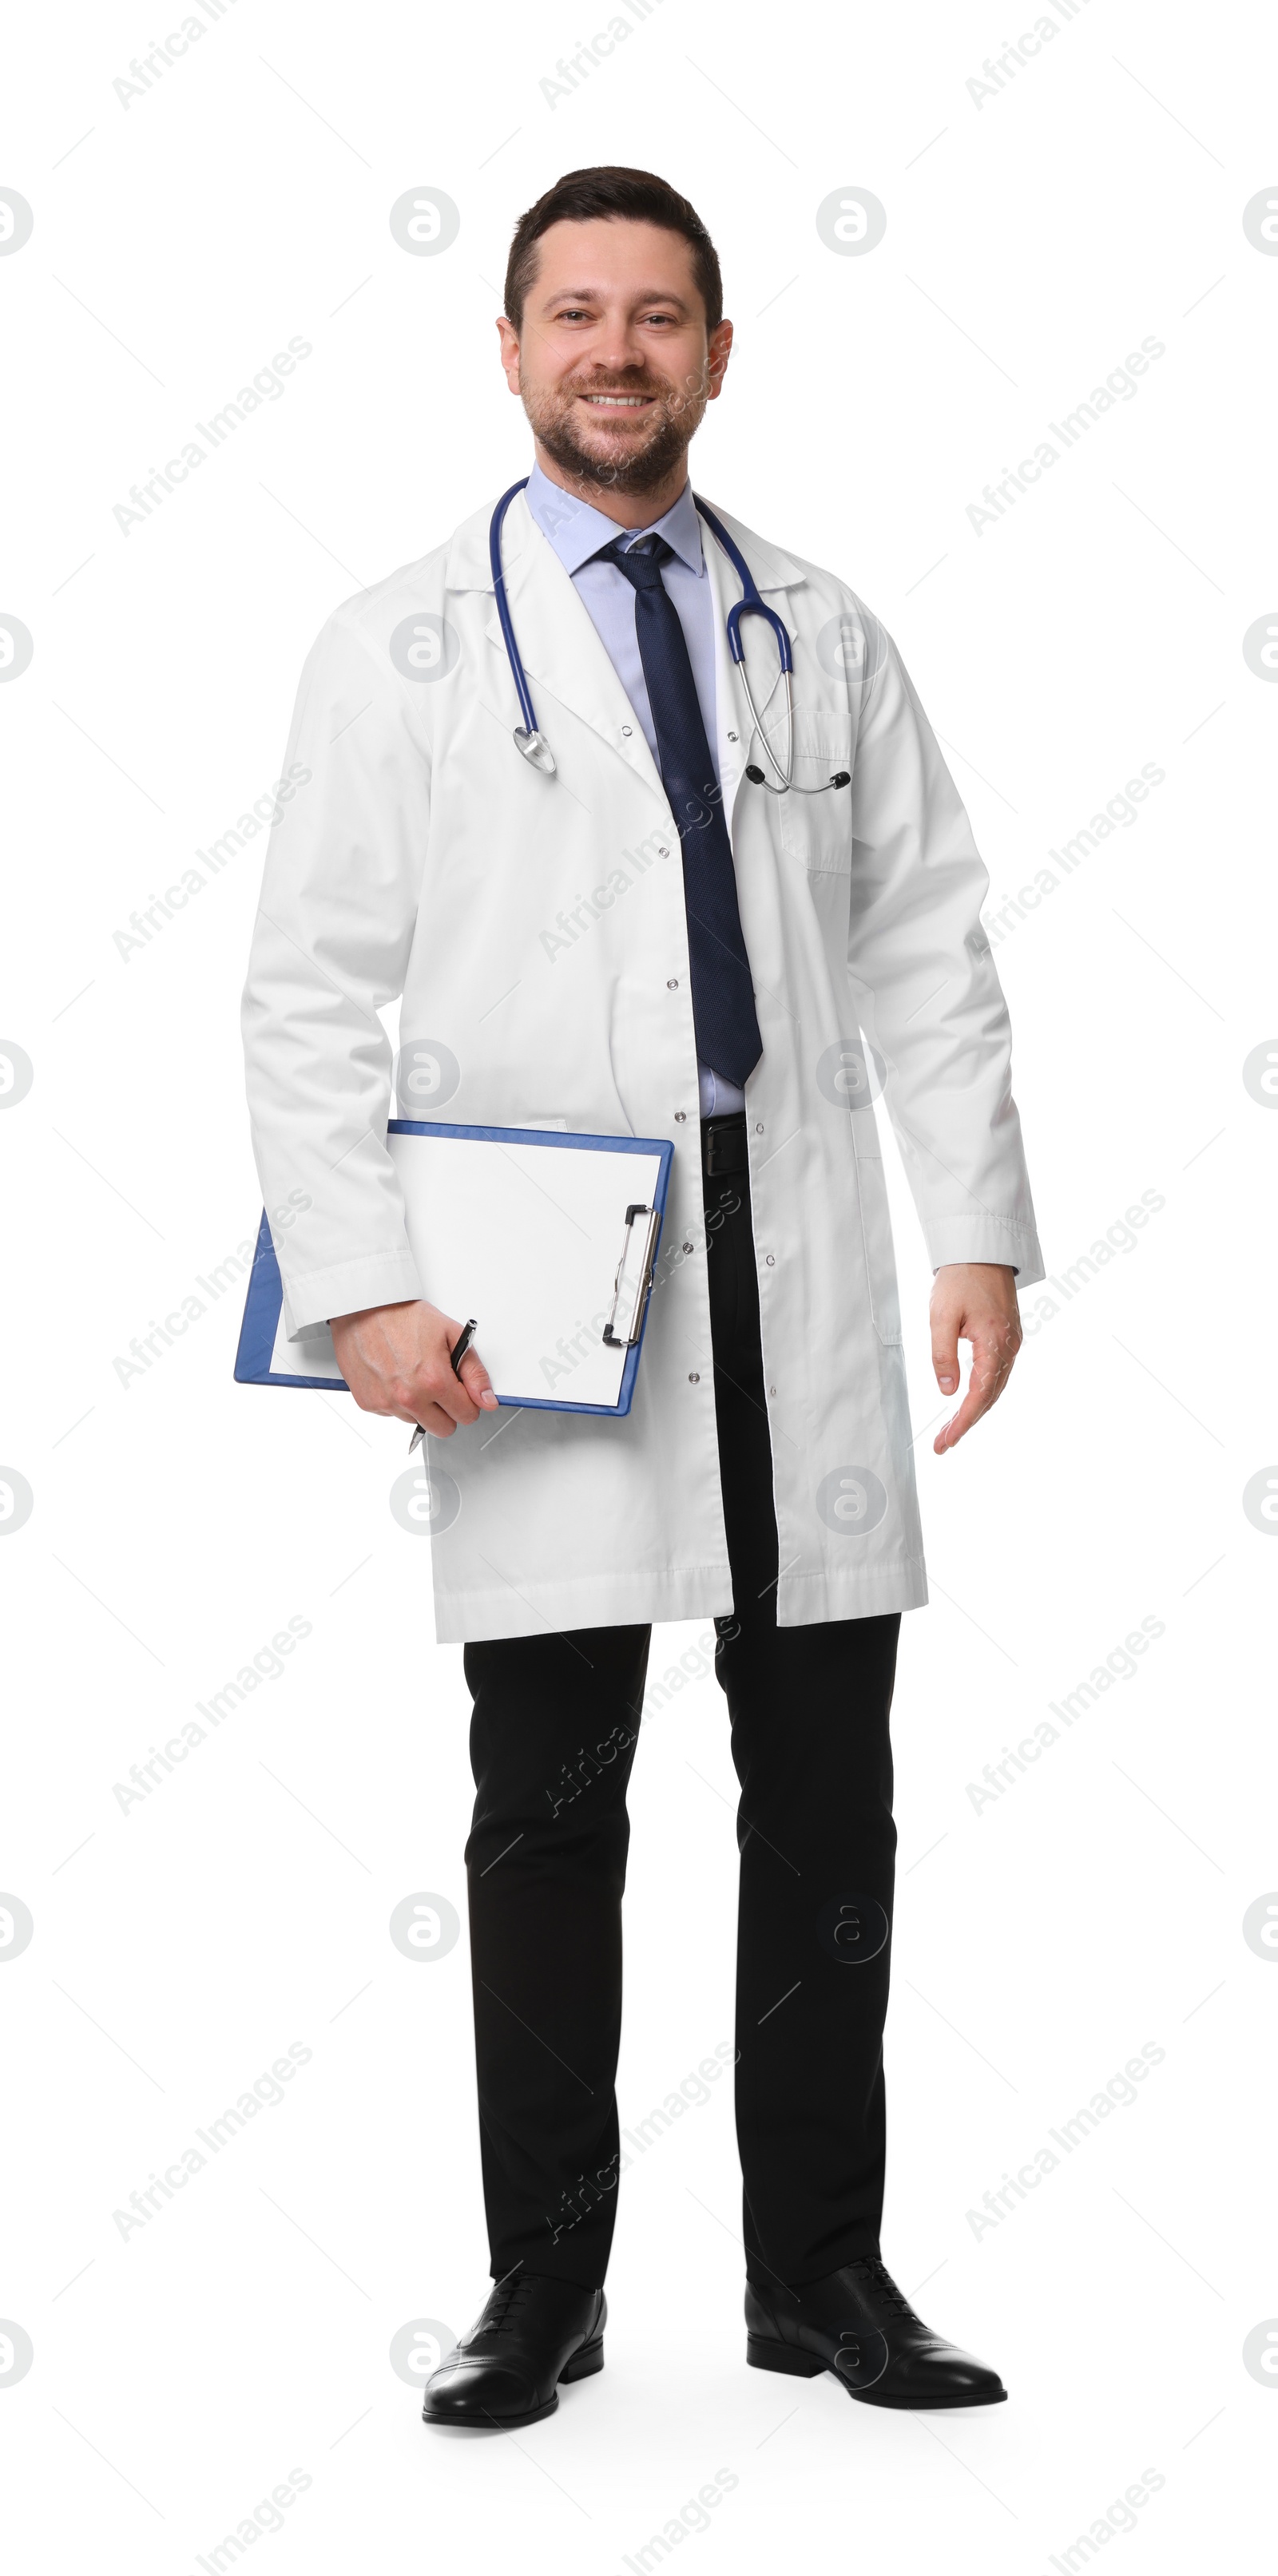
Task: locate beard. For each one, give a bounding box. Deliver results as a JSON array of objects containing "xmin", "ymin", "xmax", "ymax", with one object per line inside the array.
[{"xmin": 522, "ymin": 367, "xmax": 708, "ymax": 499}]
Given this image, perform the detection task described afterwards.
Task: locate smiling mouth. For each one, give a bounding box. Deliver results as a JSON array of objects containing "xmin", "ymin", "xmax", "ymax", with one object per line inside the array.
[{"xmin": 580, "ymin": 393, "xmax": 657, "ymax": 409}]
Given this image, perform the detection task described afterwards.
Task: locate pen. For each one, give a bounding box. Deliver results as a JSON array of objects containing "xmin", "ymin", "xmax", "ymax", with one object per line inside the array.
[
  {"xmin": 450, "ymin": 1317, "xmax": 478, "ymax": 1377},
  {"xmin": 410, "ymin": 1318, "xmax": 478, "ymax": 1452}
]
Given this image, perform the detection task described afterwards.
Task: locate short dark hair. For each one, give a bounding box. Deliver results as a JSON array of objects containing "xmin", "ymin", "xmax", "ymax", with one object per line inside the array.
[{"xmin": 503, "ymin": 166, "xmax": 723, "ymax": 335}]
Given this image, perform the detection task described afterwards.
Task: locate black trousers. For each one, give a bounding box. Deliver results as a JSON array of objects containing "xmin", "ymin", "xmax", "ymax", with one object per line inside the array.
[{"xmin": 462, "ymin": 1112, "xmax": 900, "ymax": 2293}]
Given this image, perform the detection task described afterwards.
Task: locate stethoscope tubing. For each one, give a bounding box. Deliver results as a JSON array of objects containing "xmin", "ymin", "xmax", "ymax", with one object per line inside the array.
[
  {"xmin": 489, "ymin": 478, "xmax": 843, "ymax": 795},
  {"xmin": 489, "ymin": 478, "xmax": 538, "ymax": 735}
]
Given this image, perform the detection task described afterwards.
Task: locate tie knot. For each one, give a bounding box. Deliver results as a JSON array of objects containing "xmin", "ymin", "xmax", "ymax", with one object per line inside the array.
[{"xmin": 597, "ymin": 533, "xmax": 673, "ymax": 592}]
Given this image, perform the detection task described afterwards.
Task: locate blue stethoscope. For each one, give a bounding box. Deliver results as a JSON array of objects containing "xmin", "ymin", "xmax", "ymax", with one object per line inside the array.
[{"xmin": 489, "ymin": 478, "xmax": 850, "ymax": 796}]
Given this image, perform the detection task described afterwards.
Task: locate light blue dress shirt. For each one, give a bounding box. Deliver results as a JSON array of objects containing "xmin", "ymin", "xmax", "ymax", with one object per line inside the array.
[{"xmin": 525, "ymin": 462, "xmax": 747, "ymax": 1118}]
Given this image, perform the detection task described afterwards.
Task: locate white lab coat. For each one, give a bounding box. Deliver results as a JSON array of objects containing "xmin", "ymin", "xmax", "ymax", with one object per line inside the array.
[{"xmin": 242, "ymin": 488, "xmax": 1043, "ymax": 1644}]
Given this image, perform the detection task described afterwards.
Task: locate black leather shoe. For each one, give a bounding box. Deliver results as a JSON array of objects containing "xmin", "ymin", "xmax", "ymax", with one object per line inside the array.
[
  {"xmin": 746, "ymin": 2257, "xmax": 1006, "ymax": 2408},
  {"xmin": 422, "ymin": 2271, "xmax": 605, "ymax": 2428}
]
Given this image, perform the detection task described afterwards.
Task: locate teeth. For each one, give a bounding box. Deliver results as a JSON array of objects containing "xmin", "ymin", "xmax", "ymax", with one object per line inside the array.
[{"xmin": 585, "ymin": 395, "xmax": 649, "ymax": 406}]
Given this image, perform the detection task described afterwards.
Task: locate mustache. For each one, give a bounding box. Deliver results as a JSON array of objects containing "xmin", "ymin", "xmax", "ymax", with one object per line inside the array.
[{"xmin": 562, "ymin": 372, "xmax": 673, "ymax": 399}]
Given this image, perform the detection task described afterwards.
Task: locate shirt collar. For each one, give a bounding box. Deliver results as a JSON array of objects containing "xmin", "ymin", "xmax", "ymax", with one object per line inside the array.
[{"xmin": 526, "ymin": 461, "xmax": 704, "ymax": 579}]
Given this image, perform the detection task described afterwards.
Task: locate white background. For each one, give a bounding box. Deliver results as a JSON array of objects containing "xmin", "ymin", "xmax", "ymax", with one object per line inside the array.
[{"xmin": 2, "ymin": 0, "xmax": 1276, "ymax": 2567}]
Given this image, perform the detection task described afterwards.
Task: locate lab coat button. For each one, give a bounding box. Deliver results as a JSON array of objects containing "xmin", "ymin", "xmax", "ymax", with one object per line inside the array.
[
  {"xmin": 621, "ymin": 723, "xmax": 633, "ymax": 737},
  {"xmin": 674, "ymin": 1110, "xmax": 687, "ymax": 1122},
  {"xmin": 689, "ymin": 1372, "xmax": 700, "ymax": 1383},
  {"xmin": 764, "ymin": 1254, "xmax": 776, "ymax": 1266},
  {"xmin": 667, "ymin": 977, "xmax": 678, "ymax": 989}
]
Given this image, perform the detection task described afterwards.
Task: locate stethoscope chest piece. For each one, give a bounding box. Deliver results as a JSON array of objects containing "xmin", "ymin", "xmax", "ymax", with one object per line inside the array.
[{"xmin": 514, "ymin": 726, "xmax": 557, "ymax": 775}]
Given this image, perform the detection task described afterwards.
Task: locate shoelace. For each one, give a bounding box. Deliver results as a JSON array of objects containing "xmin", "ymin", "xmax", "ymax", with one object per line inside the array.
[
  {"xmin": 479, "ymin": 2273, "xmax": 535, "ymax": 2336},
  {"xmin": 846, "ymin": 2256, "xmax": 918, "ymax": 2320}
]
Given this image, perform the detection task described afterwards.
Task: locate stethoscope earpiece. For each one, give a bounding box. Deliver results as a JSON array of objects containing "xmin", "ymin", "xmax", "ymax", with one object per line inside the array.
[{"xmin": 746, "ymin": 763, "xmax": 851, "ymax": 795}]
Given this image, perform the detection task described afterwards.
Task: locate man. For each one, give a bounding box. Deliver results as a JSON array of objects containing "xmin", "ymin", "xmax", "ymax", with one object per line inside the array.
[{"xmin": 242, "ymin": 167, "xmax": 1042, "ymax": 2427}]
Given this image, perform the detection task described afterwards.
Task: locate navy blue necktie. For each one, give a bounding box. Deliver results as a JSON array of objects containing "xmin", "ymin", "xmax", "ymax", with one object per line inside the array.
[{"xmin": 598, "ymin": 534, "xmax": 763, "ymax": 1088}]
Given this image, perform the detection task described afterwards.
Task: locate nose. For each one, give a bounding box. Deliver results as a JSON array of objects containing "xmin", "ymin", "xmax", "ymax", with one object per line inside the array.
[{"xmin": 584, "ymin": 320, "xmax": 651, "ymax": 379}]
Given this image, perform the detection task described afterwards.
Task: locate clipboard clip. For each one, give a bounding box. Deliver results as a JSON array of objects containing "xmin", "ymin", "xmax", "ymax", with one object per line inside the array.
[{"xmin": 602, "ymin": 1202, "xmax": 661, "ymax": 1349}]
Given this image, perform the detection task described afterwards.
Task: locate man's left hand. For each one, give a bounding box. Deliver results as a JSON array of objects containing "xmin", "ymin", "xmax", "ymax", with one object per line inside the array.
[{"xmin": 929, "ymin": 1263, "xmax": 1022, "ymax": 1454}]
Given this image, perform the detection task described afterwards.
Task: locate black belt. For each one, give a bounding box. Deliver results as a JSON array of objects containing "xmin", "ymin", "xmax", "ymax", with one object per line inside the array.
[{"xmin": 701, "ymin": 1112, "xmax": 748, "ymax": 1177}]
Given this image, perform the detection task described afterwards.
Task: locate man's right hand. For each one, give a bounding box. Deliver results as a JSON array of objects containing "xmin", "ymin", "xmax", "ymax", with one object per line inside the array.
[{"xmin": 328, "ymin": 1299, "xmax": 498, "ymax": 1435}]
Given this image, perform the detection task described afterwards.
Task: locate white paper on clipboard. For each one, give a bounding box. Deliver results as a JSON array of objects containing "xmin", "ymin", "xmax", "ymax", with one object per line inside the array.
[{"xmin": 266, "ymin": 1125, "xmax": 668, "ymax": 1410}]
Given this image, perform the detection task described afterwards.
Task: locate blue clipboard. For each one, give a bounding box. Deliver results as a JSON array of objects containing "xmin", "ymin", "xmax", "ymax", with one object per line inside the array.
[{"xmin": 234, "ymin": 1121, "xmax": 675, "ymax": 1417}]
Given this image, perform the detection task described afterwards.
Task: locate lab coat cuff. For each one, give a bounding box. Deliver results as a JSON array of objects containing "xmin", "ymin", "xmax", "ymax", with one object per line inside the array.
[
  {"xmin": 925, "ymin": 1215, "xmax": 1045, "ymax": 1290},
  {"xmin": 280, "ymin": 1250, "xmax": 425, "ymax": 1340}
]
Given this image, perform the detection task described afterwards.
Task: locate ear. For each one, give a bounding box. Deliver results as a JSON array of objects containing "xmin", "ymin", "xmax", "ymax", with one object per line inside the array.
[
  {"xmin": 707, "ymin": 319, "xmax": 733, "ymax": 399},
  {"xmin": 495, "ymin": 315, "xmax": 522, "ymax": 394}
]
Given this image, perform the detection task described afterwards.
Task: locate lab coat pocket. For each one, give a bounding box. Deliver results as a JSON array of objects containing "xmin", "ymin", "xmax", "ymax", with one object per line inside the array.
[
  {"xmin": 851, "ymin": 1121, "xmax": 903, "ymax": 1345},
  {"xmin": 778, "ymin": 710, "xmax": 855, "ymax": 874}
]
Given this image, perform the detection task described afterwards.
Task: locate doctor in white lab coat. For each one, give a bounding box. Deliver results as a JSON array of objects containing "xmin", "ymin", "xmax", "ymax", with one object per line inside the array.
[{"xmin": 243, "ymin": 164, "xmax": 1042, "ymax": 2427}]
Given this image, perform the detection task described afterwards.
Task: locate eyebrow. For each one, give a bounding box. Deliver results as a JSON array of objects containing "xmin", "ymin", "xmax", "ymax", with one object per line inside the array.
[{"xmin": 541, "ymin": 286, "xmax": 693, "ymax": 313}]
